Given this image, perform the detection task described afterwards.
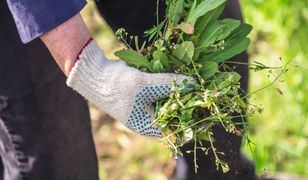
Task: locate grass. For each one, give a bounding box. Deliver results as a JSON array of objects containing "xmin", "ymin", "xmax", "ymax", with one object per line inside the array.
[
  {"xmin": 81, "ymin": 0, "xmax": 308, "ymax": 179},
  {"xmin": 240, "ymin": 0, "xmax": 308, "ymax": 176}
]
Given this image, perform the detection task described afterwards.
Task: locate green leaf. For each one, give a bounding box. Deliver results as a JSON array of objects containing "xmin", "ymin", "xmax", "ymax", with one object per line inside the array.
[
  {"xmin": 187, "ymin": 0, "xmax": 226, "ymax": 25},
  {"xmin": 199, "ymin": 61, "xmax": 219, "ymax": 80},
  {"xmin": 185, "ymin": 99, "xmax": 204, "ymax": 109},
  {"xmin": 172, "ymin": 41, "xmax": 194, "ymax": 60},
  {"xmin": 114, "ymin": 49, "xmax": 152, "ymax": 71},
  {"xmin": 179, "ymin": 95, "xmax": 204, "ymax": 123},
  {"xmin": 169, "ymin": 55, "xmax": 186, "ymax": 70},
  {"xmin": 152, "ymin": 60, "xmax": 164, "ymax": 72},
  {"xmin": 188, "ymin": 0, "xmax": 198, "ymax": 16},
  {"xmin": 196, "ymin": 23, "xmax": 252, "ymax": 63},
  {"xmin": 180, "ymin": 108, "xmax": 194, "ymax": 123},
  {"xmin": 216, "ymin": 19, "xmax": 241, "ymax": 40},
  {"xmin": 216, "ymin": 72, "xmax": 241, "ymax": 85},
  {"xmin": 153, "ymin": 50, "xmax": 170, "ymax": 71},
  {"xmin": 234, "ymin": 96, "xmax": 247, "ymax": 110},
  {"xmin": 172, "ymin": 41, "xmax": 194, "ymax": 65},
  {"xmin": 144, "ymin": 22, "xmax": 164, "ymax": 41},
  {"xmin": 200, "ymin": 37, "xmax": 251, "ymax": 63},
  {"xmin": 226, "ymin": 23, "xmax": 253, "ymax": 42},
  {"xmin": 167, "ymin": 0, "xmax": 185, "ymax": 25},
  {"xmin": 198, "ymin": 19, "xmax": 241, "ymax": 48},
  {"xmin": 180, "ymin": 93, "xmax": 194, "ymax": 104},
  {"xmin": 199, "ymin": 132, "xmax": 210, "ymax": 141},
  {"xmin": 194, "ymin": 2, "xmax": 226, "ymax": 36},
  {"xmin": 178, "ymin": 22, "xmax": 195, "ymax": 34}
]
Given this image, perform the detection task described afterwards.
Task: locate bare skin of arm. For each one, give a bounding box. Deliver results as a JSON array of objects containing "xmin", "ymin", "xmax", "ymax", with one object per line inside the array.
[{"xmin": 40, "ymin": 13, "xmax": 90, "ymax": 76}]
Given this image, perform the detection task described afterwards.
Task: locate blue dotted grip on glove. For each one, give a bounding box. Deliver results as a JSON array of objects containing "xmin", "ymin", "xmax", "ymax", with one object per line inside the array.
[{"xmin": 126, "ymin": 85, "xmax": 172, "ymax": 136}]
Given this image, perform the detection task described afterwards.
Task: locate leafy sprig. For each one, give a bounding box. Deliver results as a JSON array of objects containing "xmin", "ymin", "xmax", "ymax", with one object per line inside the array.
[{"xmin": 114, "ymin": 0, "xmax": 287, "ymax": 173}]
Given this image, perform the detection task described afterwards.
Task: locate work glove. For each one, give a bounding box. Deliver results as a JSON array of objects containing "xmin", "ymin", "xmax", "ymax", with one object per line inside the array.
[{"xmin": 67, "ymin": 39, "xmax": 190, "ymax": 136}]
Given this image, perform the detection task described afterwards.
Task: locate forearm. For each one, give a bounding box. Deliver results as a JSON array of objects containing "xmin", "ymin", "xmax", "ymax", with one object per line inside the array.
[{"xmin": 40, "ymin": 14, "xmax": 90, "ymax": 76}]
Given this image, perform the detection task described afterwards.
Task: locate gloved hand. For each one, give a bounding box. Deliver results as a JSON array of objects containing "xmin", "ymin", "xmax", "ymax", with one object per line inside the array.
[{"xmin": 67, "ymin": 39, "xmax": 190, "ymax": 136}]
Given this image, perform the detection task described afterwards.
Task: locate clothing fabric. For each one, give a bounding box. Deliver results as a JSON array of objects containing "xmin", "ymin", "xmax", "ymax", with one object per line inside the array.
[
  {"xmin": 6, "ymin": 0, "xmax": 87, "ymax": 43},
  {"xmin": 0, "ymin": 1, "xmax": 99, "ymax": 179}
]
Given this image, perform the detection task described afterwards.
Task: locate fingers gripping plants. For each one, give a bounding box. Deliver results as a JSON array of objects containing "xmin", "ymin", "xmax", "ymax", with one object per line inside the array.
[{"xmin": 67, "ymin": 40, "xmax": 191, "ymax": 136}]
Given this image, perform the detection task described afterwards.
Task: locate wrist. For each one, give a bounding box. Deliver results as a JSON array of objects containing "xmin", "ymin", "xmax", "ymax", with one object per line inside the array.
[
  {"xmin": 40, "ymin": 14, "xmax": 91, "ymax": 76},
  {"xmin": 66, "ymin": 40, "xmax": 108, "ymax": 88},
  {"xmin": 65, "ymin": 37, "xmax": 94, "ymax": 76}
]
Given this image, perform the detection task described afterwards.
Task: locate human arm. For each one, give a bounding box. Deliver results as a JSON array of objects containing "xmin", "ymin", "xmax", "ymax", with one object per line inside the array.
[
  {"xmin": 40, "ymin": 14, "xmax": 90, "ymax": 76},
  {"xmin": 7, "ymin": 2, "xmax": 191, "ymax": 136},
  {"xmin": 6, "ymin": 0, "xmax": 89, "ymax": 75},
  {"xmin": 40, "ymin": 14, "xmax": 190, "ymax": 136}
]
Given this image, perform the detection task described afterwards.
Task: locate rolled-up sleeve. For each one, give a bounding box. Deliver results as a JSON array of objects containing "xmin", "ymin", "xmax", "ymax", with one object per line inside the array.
[{"xmin": 6, "ymin": 0, "xmax": 87, "ymax": 44}]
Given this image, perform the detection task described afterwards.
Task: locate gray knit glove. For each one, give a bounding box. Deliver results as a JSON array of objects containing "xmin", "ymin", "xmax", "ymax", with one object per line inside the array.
[{"xmin": 67, "ymin": 40, "xmax": 190, "ymax": 136}]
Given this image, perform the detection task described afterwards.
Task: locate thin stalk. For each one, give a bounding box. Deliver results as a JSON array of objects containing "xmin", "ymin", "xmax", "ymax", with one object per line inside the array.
[
  {"xmin": 156, "ymin": 0, "xmax": 160, "ymax": 26},
  {"xmin": 190, "ymin": 58, "xmax": 206, "ymax": 90},
  {"xmin": 224, "ymin": 61, "xmax": 283, "ymax": 69},
  {"xmin": 161, "ymin": 115, "xmax": 246, "ymax": 141},
  {"xmin": 208, "ymin": 132, "xmax": 219, "ymax": 168},
  {"xmin": 239, "ymin": 111, "xmax": 256, "ymax": 160},
  {"xmin": 245, "ymin": 58, "xmax": 292, "ymax": 98},
  {"xmin": 212, "ymin": 102, "xmax": 227, "ymax": 129},
  {"xmin": 194, "ymin": 133, "xmax": 198, "ymax": 173},
  {"xmin": 166, "ymin": 136, "xmax": 178, "ymax": 157}
]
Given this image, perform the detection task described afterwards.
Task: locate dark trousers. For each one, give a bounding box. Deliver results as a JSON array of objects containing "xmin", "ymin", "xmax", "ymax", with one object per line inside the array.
[
  {"xmin": 96, "ymin": 0, "xmax": 256, "ymax": 180},
  {"xmin": 0, "ymin": 1, "xmax": 98, "ymax": 180}
]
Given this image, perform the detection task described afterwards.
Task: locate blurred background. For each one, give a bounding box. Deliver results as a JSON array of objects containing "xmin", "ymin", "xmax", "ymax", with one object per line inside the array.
[{"xmin": 80, "ymin": 0, "xmax": 308, "ymax": 179}]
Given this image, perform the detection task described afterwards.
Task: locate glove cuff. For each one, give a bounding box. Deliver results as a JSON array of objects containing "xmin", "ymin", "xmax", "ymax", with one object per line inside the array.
[
  {"xmin": 67, "ymin": 39, "xmax": 107, "ymax": 89},
  {"xmin": 66, "ymin": 39, "xmax": 132, "ymax": 125},
  {"xmin": 76, "ymin": 37, "xmax": 94, "ymax": 60},
  {"xmin": 66, "ymin": 39, "xmax": 112, "ymax": 117}
]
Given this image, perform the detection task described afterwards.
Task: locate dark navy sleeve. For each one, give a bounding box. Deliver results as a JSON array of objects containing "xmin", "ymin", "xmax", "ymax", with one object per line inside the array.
[{"xmin": 6, "ymin": 0, "xmax": 87, "ymax": 44}]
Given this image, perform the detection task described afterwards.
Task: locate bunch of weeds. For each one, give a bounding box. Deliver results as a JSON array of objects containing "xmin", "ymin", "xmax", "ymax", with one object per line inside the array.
[{"xmin": 114, "ymin": 0, "xmax": 290, "ymax": 172}]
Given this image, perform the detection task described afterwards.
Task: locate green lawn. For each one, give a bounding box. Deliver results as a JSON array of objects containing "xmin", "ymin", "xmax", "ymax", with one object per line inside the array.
[{"xmin": 240, "ymin": 0, "xmax": 308, "ymax": 176}]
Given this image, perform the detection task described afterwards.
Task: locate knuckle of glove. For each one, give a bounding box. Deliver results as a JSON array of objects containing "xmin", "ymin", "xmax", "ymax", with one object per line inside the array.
[
  {"xmin": 124, "ymin": 72, "xmax": 194, "ymax": 137},
  {"xmin": 125, "ymin": 105, "xmax": 161, "ymax": 136},
  {"xmin": 125, "ymin": 85, "xmax": 169, "ymax": 137}
]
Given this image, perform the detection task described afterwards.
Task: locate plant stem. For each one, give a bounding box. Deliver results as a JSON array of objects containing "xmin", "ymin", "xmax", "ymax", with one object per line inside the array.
[
  {"xmin": 224, "ymin": 61, "xmax": 283, "ymax": 70},
  {"xmin": 190, "ymin": 58, "xmax": 206, "ymax": 90},
  {"xmin": 156, "ymin": 0, "xmax": 160, "ymax": 26},
  {"xmin": 245, "ymin": 58, "xmax": 292, "ymax": 98},
  {"xmin": 166, "ymin": 136, "xmax": 178, "ymax": 157},
  {"xmin": 208, "ymin": 132, "xmax": 219, "ymax": 169},
  {"xmin": 162, "ymin": 115, "xmax": 245, "ymax": 141},
  {"xmin": 194, "ymin": 132, "xmax": 198, "ymax": 173}
]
